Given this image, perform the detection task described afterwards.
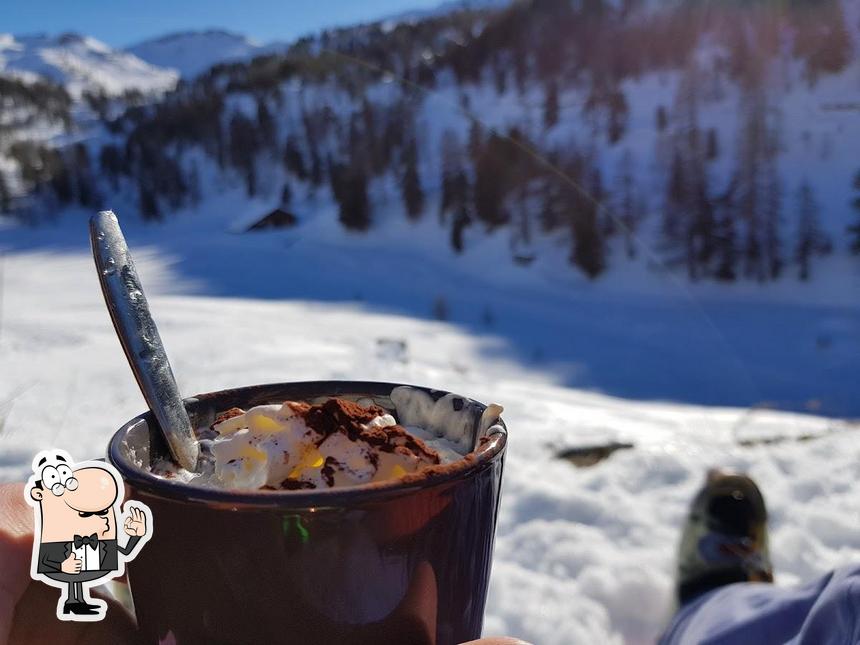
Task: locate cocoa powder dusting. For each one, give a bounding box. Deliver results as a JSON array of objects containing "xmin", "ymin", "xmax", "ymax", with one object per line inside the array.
[
  {"xmin": 304, "ymin": 398, "xmax": 387, "ymax": 440},
  {"xmin": 285, "ymin": 401, "xmax": 312, "ymax": 416},
  {"xmin": 211, "ymin": 407, "xmax": 245, "ymax": 429},
  {"xmin": 301, "ymin": 398, "xmax": 440, "ymax": 464}
]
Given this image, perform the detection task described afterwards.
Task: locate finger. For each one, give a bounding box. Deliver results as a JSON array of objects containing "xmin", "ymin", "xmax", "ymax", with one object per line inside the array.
[
  {"xmin": 10, "ymin": 579, "xmax": 143, "ymax": 644},
  {"xmin": 0, "ymin": 483, "xmax": 33, "ymax": 644}
]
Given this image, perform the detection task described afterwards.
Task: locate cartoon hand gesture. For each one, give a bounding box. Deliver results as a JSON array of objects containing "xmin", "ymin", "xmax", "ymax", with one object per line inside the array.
[
  {"xmin": 61, "ymin": 553, "xmax": 82, "ymax": 574},
  {"xmin": 123, "ymin": 505, "xmax": 147, "ymax": 537}
]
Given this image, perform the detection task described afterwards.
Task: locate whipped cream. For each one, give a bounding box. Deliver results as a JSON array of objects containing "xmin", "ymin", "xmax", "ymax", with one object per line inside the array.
[
  {"xmin": 150, "ymin": 389, "xmax": 504, "ymax": 492},
  {"xmin": 204, "ymin": 398, "xmax": 442, "ymax": 490}
]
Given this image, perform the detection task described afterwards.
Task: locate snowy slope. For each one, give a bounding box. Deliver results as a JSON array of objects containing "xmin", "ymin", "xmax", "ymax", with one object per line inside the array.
[
  {"xmin": 64, "ymin": 0, "xmax": 858, "ymax": 293},
  {"xmin": 127, "ymin": 30, "xmax": 269, "ymax": 79},
  {"xmin": 0, "ymin": 230, "xmax": 858, "ymax": 644},
  {"xmin": 0, "ymin": 32, "xmax": 178, "ymax": 98}
]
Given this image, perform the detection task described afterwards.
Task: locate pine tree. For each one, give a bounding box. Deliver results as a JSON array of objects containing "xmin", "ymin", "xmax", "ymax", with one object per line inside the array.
[
  {"xmin": 507, "ymin": 127, "xmax": 536, "ymax": 252},
  {"xmin": 0, "ymin": 172, "xmax": 11, "ymax": 213},
  {"xmin": 848, "ymin": 170, "xmax": 860, "ymax": 254},
  {"xmin": 188, "ymin": 162, "xmax": 202, "ymax": 206},
  {"xmin": 400, "ymin": 137, "xmax": 424, "ymax": 219},
  {"xmin": 46, "ymin": 149, "xmax": 73, "ymax": 205},
  {"xmin": 562, "ymin": 160, "xmax": 605, "ymax": 279},
  {"xmin": 662, "ymin": 148, "xmax": 686, "ymax": 262},
  {"xmin": 570, "ymin": 201, "xmax": 605, "ymax": 278},
  {"xmin": 468, "ymin": 120, "xmax": 483, "ymax": 162},
  {"xmin": 713, "ymin": 198, "xmax": 738, "ymax": 282},
  {"xmin": 83, "ymin": 89, "xmax": 109, "ymax": 121},
  {"xmin": 662, "ymin": 64, "xmax": 718, "ymax": 279},
  {"xmin": 302, "ymin": 110, "xmax": 323, "ymax": 187},
  {"xmin": 336, "ymin": 162, "xmax": 371, "ymax": 231},
  {"xmin": 735, "ymin": 89, "xmax": 781, "ymax": 282},
  {"xmin": 138, "ymin": 179, "xmax": 160, "ymax": 221},
  {"xmin": 706, "ymin": 128, "xmax": 719, "ymax": 161},
  {"xmin": 229, "ymin": 113, "xmax": 260, "ymax": 196},
  {"xmin": 309, "ymin": 150, "xmax": 323, "ymax": 187},
  {"xmin": 256, "ymin": 99, "xmax": 276, "ymax": 151},
  {"xmin": 439, "ymin": 132, "xmax": 471, "ymax": 251},
  {"xmin": 539, "ymin": 173, "xmax": 563, "ymax": 233},
  {"xmin": 607, "ymin": 88, "xmax": 628, "ymax": 145},
  {"xmin": 656, "ymin": 105, "xmax": 668, "ymax": 132},
  {"xmin": 763, "ymin": 159, "xmax": 783, "ymax": 279},
  {"xmin": 439, "ymin": 130, "xmax": 463, "ymax": 221},
  {"xmin": 543, "ymin": 80, "xmax": 559, "ymax": 130},
  {"xmin": 494, "ymin": 62, "xmax": 507, "ymax": 96},
  {"xmin": 687, "ymin": 180, "xmax": 716, "ymax": 281},
  {"xmin": 615, "ymin": 150, "xmax": 643, "ymax": 258},
  {"xmin": 283, "ymin": 135, "xmax": 307, "ymax": 180},
  {"xmin": 795, "ymin": 180, "xmax": 831, "ymax": 281},
  {"xmin": 99, "ymin": 144, "xmax": 123, "ymax": 191},
  {"xmin": 73, "ymin": 143, "xmax": 99, "ymax": 207},
  {"xmin": 473, "ymin": 135, "xmax": 509, "ymax": 229},
  {"xmin": 451, "ymin": 206, "xmax": 471, "ymax": 254}
]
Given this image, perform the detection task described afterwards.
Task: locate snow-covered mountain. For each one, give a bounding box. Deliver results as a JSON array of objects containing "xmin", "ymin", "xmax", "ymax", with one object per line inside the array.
[
  {"xmin": 126, "ymin": 30, "xmax": 268, "ymax": 79},
  {"xmin": 0, "ymin": 32, "xmax": 177, "ymax": 98},
  {"xmin": 2, "ymin": 0, "xmax": 859, "ymax": 292}
]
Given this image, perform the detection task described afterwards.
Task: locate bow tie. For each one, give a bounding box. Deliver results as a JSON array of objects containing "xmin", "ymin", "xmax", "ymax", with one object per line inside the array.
[{"xmin": 74, "ymin": 534, "xmax": 98, "ymax": 549}]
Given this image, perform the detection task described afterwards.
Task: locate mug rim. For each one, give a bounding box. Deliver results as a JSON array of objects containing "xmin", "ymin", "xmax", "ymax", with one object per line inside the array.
[{"xmin": 108, "ymin": 380, "xmax": 507, "ymax": 509}]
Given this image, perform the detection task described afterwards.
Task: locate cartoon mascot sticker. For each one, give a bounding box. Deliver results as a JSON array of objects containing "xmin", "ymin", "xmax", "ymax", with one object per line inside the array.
[{"xmin": 24, "ymin": 450, "xmax": 152, "ymax": 621}]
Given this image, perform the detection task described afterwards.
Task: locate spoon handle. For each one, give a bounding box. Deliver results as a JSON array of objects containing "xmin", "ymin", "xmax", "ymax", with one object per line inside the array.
[{"xmin": 90, "ymin": 211, "xmax": 199, "ymax": 470}]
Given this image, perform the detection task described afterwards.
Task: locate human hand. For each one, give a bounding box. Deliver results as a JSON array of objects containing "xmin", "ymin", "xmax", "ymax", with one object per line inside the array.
[
  {"xmin": 0, "ymin": 483, "xmax": 141, "ymax": 644},
  {"xmin": 123, "ymin": 505, "xmax": 146, "ymax": 537},
  {"xmin": 2, "ymin": 482, "xmax": 526, "ymax": 645},
  {"xmin": 59, "ymin": 553, "xmax": 81, "ymax": 575}
]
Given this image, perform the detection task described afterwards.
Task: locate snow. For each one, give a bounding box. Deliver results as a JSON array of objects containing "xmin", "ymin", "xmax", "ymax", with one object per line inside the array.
[
  {"xmin": 126, "ymin": 30, "xmax": 272, "ymax": 80},
  {"xmin": 0, "ymin": 32, "xmax": 178, "ymax": 98},
  {"xmin": 1, "ymin": 207, "xmax": 858, "ymax": 644},
  {"xmin": 2, "ymin": 4, "xmax": 860, "ymax": 641}
]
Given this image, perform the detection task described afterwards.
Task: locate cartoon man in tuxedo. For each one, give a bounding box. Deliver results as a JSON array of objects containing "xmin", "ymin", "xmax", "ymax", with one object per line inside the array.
[{"xmin": 24, "ymin": 450, "xmax": 152, "ymax": 621}]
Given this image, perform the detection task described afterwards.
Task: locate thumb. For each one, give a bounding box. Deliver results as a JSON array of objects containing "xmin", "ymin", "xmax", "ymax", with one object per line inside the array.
[
  {"xmin": 0, "ymin": 484, "xmax": 141, "ymax": 644},
  {"xmin": 0, "ymin": 483, "xmax": 35, "ymax": 644}
]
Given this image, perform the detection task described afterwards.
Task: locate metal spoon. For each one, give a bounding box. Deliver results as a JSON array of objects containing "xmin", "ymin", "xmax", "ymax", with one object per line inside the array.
[{"xmin": 90, "ymin": 210, "xmax": 199, "ymax": 470}]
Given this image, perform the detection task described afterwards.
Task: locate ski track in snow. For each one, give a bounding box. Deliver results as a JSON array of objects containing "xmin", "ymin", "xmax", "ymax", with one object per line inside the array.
[{"xmin": 0, "ymin": 241, "xmax": 858, "ymax": 644}]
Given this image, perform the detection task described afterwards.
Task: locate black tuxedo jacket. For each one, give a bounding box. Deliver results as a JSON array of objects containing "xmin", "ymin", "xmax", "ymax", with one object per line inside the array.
[{"xmin": 37, "ymin": 536, "xmax": 141, "ymax": 574}]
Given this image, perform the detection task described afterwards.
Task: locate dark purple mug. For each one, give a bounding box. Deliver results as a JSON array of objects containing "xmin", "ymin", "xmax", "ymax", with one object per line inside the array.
[{"xmin": 107, "ymin": 381, "xmax": 507, "ymax": 645}]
